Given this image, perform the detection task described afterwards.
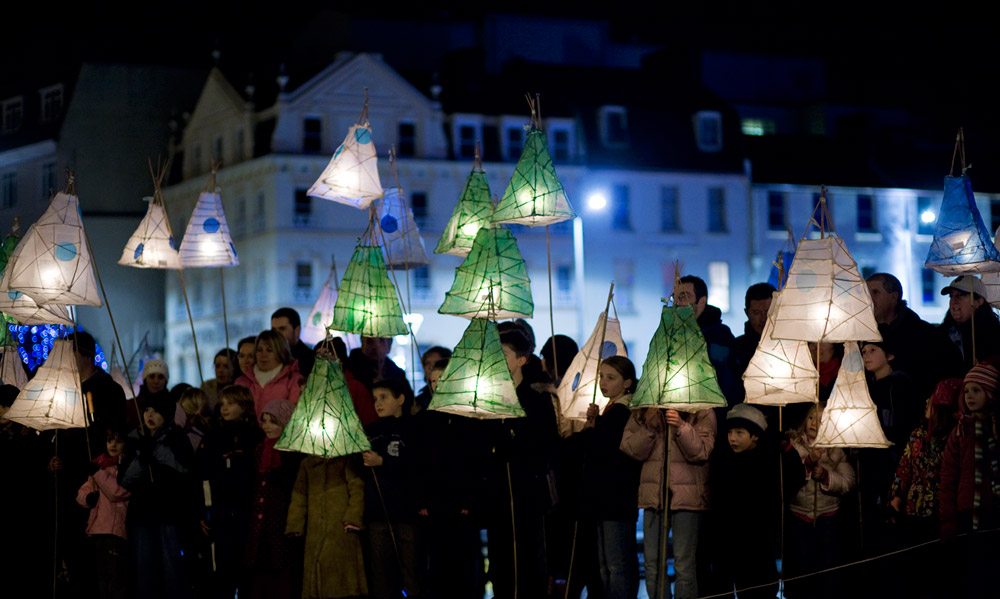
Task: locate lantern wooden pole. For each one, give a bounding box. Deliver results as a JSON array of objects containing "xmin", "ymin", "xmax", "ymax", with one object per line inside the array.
[
  {"xmin": 657, "ymin": 411, "xmax": 671, "ymax": 599},
  {"xmin": 589, "ymin": 283, "xmax": 616, "ymax": 406},
  {"xmin": 220, "ymin": 268, "xmax": 231, "ymax": 356}
]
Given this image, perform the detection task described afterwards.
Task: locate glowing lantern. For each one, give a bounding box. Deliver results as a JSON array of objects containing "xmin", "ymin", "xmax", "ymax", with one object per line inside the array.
[
  {"xmin": 0, "ymin": 230, "xmax": 70, "ymax": 326},
  {"xmin": 308, "ymin": 119, "xmax": 383, "ymax": 209},
  {"xmin": 924, "ymin": 176, "xmax": 1000, "ymax": 275},
  {"xmin": 119, "ymin": 197, "xmax": 181, "ymax": 269},
  {"xmin": 428, "ymin": 318, "xmax": 525, "ymax": 419},
  {"xmin": 178, "ymin": 191, "xmax": 239, "ymax": 268},
  {"xmin": 374, "ymin": 187, "xmax": 429, "ymax": 269},
  {"xmin": 0, "ymin": 347, "xmax": 27, "ymax": 389},
  {"xmin": 557, "ymin": 312, "xmax": 628, "ymax": 421},
  {"xmin": 438, "ymin": 227, "xmax": 533, "ymax": 319},
  {"xmin": 275, "ymin": 357, "xmax": 371, "ymax": 457},
  {"xmin": 813, "ymin": 341, "xmax": 891, "ymax": 448},
  {"xmin": 491, "ymin": 127, "xmax": 575, "ymax": 227},
  {"xmin": 436, "ymin": 155, "xmax": 494, "ymax": 257},
  {"xmin": 300, "ymin": 259, "xmax": 340, "ymax": 347},
  {"xmin": 743, "ymin": 292, "xmax": 819, "ymax": 406},
  {"xmin": 329, "ymin": 245, "xmax": 408, "ymax": 337},
  {"xmin": 2, "ymin": 339, "xmax": 85, "ymax": 430}
]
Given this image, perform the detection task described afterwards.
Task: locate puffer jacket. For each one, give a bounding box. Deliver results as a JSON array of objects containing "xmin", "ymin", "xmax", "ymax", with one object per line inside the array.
[
  {"xmin": 235, "ymin": 361, "xmax": 303, "ymax": 418},
  {"xmin": 75, "ymin": 463, "xmax": 130, "ymax": 539},
  {"xmin": 788, "ymin": 432, "xmax": 855, "ymax": 521},
  {"xmin": 619, "ymin": 407, "xmax": 716, "ymax": 511}
]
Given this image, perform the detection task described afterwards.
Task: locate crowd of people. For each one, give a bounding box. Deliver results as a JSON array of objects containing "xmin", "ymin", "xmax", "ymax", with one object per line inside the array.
[{"xmin": 1, "ymin": 272, "xmax": 999, "ymax": 599}]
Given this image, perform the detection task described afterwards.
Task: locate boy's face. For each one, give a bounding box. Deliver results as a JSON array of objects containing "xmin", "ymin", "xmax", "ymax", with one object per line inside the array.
[
  {"xmin": 143, "ymin": 407, "xmax": 165, "ymax": 433},
  {"xmin": 106, "ymin": 437, "xmax": 125, "ymax": 457},
  {"xmin": 502, "ymin": 344, "xmax": 527, "ymax": 379},
  {"xmin": 727, "ymin": 427, "xmax": 758, "ymax": 453},
  {"xmin": 965, "ymin": 382, "xmax": 990, "ymax": 413},
  {"xmin": 373, "ymin": 388, "xmax": 405, "ymax": 418}
]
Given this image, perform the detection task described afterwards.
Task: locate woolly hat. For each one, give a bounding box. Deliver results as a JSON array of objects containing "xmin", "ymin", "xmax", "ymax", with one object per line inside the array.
[
  {"xmin": 142, "ymin": 359, "xmax": 169, "ymax": 381},
  {"xmin": 964, "ymin": 364, "xmax": 999, "ymax": 398},
  {"xmin": 261, "ymin": 399, "xmax": 294, "ymax": 428},
  {"xmin": 141, "ymin": 392, "xmax": 176, "ymax": 420},
  {"xmin": 931, "ymin": 378, "xmax": 964, "ymax": 408},
  {"xmin": 726, "ymin": 403, "xmax": 767, "ymax": 437}
]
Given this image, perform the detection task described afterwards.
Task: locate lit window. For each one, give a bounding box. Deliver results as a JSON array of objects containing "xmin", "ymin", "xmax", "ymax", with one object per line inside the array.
[
  {"xmin": 694, "ymin": 111, "xmax": 723, "ymax": 152},
  {"xmin": 303, "ymin": 117, "xmax": 322, "ymax": 154},
  {"xmin": 741, "ymin": 118, "xmax": 776, "ymax": 136},
  {"xmin": 661, "ymin": 186, "xmax": 680, "ymax": 232},
  {"xmin": 397, "ymin": 122, "xmax": 416, "ymax": 157},
  {"xmin": 708, "ymin": 187, "xmax": 727, "ymax": 232},
  {"xmin": 767, "ymin": 191, "xmax": 786, "ymax": 231},
  {"xmin": 708, "ymin": 261, "xmax": 730, "ymax": 313},
  {"xmin": 612, "ymin": 184, "xmax": 631, "ymax": 231}
]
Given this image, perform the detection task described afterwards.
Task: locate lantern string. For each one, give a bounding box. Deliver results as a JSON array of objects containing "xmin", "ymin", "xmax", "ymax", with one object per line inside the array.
[
  {"xmin": 589, "ymin": 282, "xmax": 616, "ymax": 407},
  {"xmin": 358, "ymin": 88, "xmax": 370, "ymax": 125},
  {"xmin": 950, "ymin": 127, "xmax": 967, "ymax": 177},
  {"xmin": 387, "ymin": 146, "xmax": 419, "ymax": 394}
]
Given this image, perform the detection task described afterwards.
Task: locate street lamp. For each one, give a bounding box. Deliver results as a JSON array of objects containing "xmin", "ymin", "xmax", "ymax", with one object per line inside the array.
[{"xmin": 574, "ymin": 190, "xmax": 609, "ymax": 341}]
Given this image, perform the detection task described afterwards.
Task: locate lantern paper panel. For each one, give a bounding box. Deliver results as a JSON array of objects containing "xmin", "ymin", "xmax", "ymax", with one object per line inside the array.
[
  {"xmin": 0, "ymin": 230, "xmax": 73, "ymax": 326},
  {"xmin": 438, "ymin": 227, "xmax": 533, "ymax": 319},
  {"xmin": 924, "ymin": 176, "xmax": 1000, "ymax": 276},
  {"xmin": 491, "ymin": 128, "xmax": 575, "ymax": 227},
  {"xmin": 814, "ymin": 341, "xmax": 891, "ymax": 448},
  {"xmin": 557, "ymin": 312, "xmax": 628, "ymax": 421},
  {"xmin": 275, "ymin": 357, "xmax": 371, "ymax": 458},
  {"xmin": 119, "ymin": 198, "xmax": 181, "ymax": 269},
  {"xmin": 4, "ymin": 192, "xmax": 101, "ymax": 306},
  {"xmin": 428, "ymin": 318, "xmax": 525, "ymax": 419},
  {"xmin": 178, "ymin": 191, "xmax": 239, "ymax": 268},
  {"xmin": 3, "ymin": 339, "xmax": 85, "ymax": 430},
  {"xmin": 0, "ymin": 347, "xmax": 27, "ymax": 389},
  {"xmin": 307, "ymin": 123, "xmax": 383, "ymax": 209},
  {"xmin": 631, "ymin": 305, "xmax": 727, "ymax": 413},
  {"xmin": 743, "ymin": 292, "xmax": 819, "ymax": 406},
  {"xmin": 375, "ymin": 187, "xmax": 429, "ymax": 269},
  {"xmin": 435, "ymin": 166, "xmax": 494, "ymax": 257},
  {"xmin": 985, "ymin": 273, "xmax": 1000, "ymax": 309},
  {"xmin": 329, "ymin": 245, "xmax": 409, "ymax": 337},
  {"xmin": 300, "ymin": 262, "xmax": 340, "ymax": 347},
  {"xmin": 769, "ymin": 236, "xmax": 881, "ymax": 343}
]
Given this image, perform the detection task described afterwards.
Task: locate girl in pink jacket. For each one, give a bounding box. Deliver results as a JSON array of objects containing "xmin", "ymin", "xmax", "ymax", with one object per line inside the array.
[{"xmin": 235, "ymin": 330, "xmax": 304, "ymax": 418}]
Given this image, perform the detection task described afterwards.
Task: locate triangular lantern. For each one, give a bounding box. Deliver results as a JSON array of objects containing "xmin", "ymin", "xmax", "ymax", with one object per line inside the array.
[
  {"xmin": 3, "ymin": 192, "xmax": 101, "ymax": 306},
  {"xmin": 438, "ymin": 226, "xmax": 533, "ymax": 319},
  {"xmin": 2, "ymin": 339, "xmax": 85, "ymax": 430},
  {"xmin": 178, "ymin": 191, "xmax": 239, "ymax": 268},
  {"xmin": 631, "ymin": 305, "xmax": 727, "ymax": 413},
  {"xmin": 329, "ymin": 245, "xmax": 408, "ymax": 337},
  {"xmin": 491, "ymin": 126, "xmax": 575, "ymax": 227},
  {"xmin": 435, "ymin": 156, "xmax": 495, "ymax": 257},
  {"xmin": 275, "ymin": 356, "xmax": 371, "ymax": 458},
  {"xmin": 743, "ymin": 292, "xmax": 819, "ymax": 406},
  {"xmin": 427, "ymin": 318, "xmax": 525, "ymax": 419},
  {"xmin": 0, "ymin": 347, "xmax": 27, "ymax": 389},
  {"xmin": 924, "ymin": 175, "xmax": 1000, "ymax": 275},
  {"xmin": 119, "ymin": 197, "xmax": 181, "ymax": 269},
  {"xmin": 557, "ymin": 312, "xmax": 628, "ymax": 421},
  {"xmin": 307, "ymin": 117, "xmax": 383, "ymax": 209},
  {"xmin": 769, "ymin": 235, "xmax": 881, "ymax": 343},
  {"xmin": 813, "ymin": 341, "xmax": 891, "ymax": 448},
  {"xmin": 375, "ymin": 187, "xmax": 429, "ymax": 269},
  {"xmin": 301, "ymin": 259, "xmax": 340, "ymax": 347}
]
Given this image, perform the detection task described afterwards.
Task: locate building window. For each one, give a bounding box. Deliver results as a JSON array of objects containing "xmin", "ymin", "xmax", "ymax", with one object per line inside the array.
[
  {"xmin": 191, "ymin": 271, "xmax": 203, "ymax": 316},
  {"xmin": 612, "ymin": 184, "xmax": 631, "ymax": 231},
  {"xmin": 708, "ymin": 261, "xmax": 730, "ymax": 313},
  {"xmin": 294, "ymin": 189, "xmax": 311, "ymax": 227},
  {"xmin": 556, "ymin": 265, "xmax": 573, "ymax": 303},
  {"xmin": 213, "ymin": 136, "xmax": 224, "ymax": 164},
  {"xmin": 254, "ymin": 194, "xmax": 266, "ymax": 232},
  {"xmin": 708, "ymin": 187, "xmax": 727, "ymax": 232},
  {"xmin": 413, "ymin": 266, "xmax": 431, "ymax": 301},
  {"xmin": 41, "ymin": 162, "xmax": 56, "ymax": 199},
  {"xmin": 1, "ymin": 173, "xmax": 16, "ymax": 209},
  {"xmin": 921, "ymin": 268, "xmax": 936, "ymax": 304},
  {"xmin": 235, "ymin": 129, "xmax": 245, "ymax": 160},
  {"xmin": 295, "ymin": 261, "xmax": 313, "ymax": 302},
  {"xmin": 255, "ymin": 264, "xmax": 267, "ymax": 303},
  {"xmin": 2, "ymin": 97, "xmax": 23, "ymax": 133},
  {"xmin": 505, "ymin": 126, "xmax": 524, "ymax": 161},
  {"xmin": 767, "ymin": 191, "xmax": 786, "ymax": 231},
  {"xmin": 857, "ymin": 194, "xmax": 877, "ymax": 232},
  {"xmin": 303, "ymin": 117, "xmax": 322, "ymax": 154},
  {"xmin": 614, "ymin": 258, "xmax": 635, "ymax": 312},
  {"xmin": 39, "ymin": 85, "xmax": 64, "ymax": 122},
  {"xmin": 917, "ymin": 196, "xmax": 936, "ymax": 236},
  {"xmin": 741, "ymin": 118, "xmax": 776, "ymax": 136},
  {"xmin": 694, "ymin": 110, "xmax": 723, "ymax": 152},
  {"xmin": 397, "ymin": 122, "xmax": 416, "ymax": 157},
  {"xmin": 551, "ymin": 128, "xmax": 571, "ymax": 162},
  {"xmin": 410, "ymin": 192, "xmax": 428, "ymax": 227},
  {"xmin": 599, "ymin": 106, "xmax": 628, "ymax": 147},
  {"xmin": 661, "ymin": 186, "xmax": 680, "ymax": 232},
  {"xmin": 456, "ymin": 124, "xmax": 477, "ymax": 159},
  {"xmin": 232, "ymin": 197, "xmax": 246, "ymax": 238},
  {"xmin": 236, "ymin": 269, "xmax": 248, "ymax": 308}
]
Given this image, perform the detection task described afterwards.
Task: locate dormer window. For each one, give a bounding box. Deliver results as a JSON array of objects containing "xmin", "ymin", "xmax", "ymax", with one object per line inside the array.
[
  {"xmin": 694, "ymin": 110, "xmax": 723, "ymax": 152},
  {"xmin": 452, "ymin": 117, "xmax": 481, "ymax": 160},
  {"xmin": 599, "ymin": 106, "xmax": 628, "ymax": 147},
  {"xmin": 505, "ymin": 126, "xmax": 525, "ymax": 161},
  {"xmin": 39, "ymin": 84, "xmax": 64, "ymax": 123},
  {"xmin": 547, "ymin": 118, "xmax": 574, "ymax": 162},
  {"xmin": 2, "ymin": 97, "xmax": 23, "ymax": 133},
  {"xmin": 303, "ymin": 117, "xmax": 322, "ymax": 154}
]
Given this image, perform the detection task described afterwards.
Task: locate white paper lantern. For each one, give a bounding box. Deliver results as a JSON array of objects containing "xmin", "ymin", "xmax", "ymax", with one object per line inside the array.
[
  {"xmin": 119, "ymin": 198, "xmax": 181, "ymax": 269},
  {"xmin": 0, "ymin": 284, "xmax": 72, "ymax": 325},
  {"xmin": 3, "ymin": 339, "xmax": 85, "ymax": 430},
  {"xmin": 178, "ymin": 191, "xmax": 239, "ymax": 268},
  {"xmin": 0, "ymin": 347, "xmax": 27, "ymax": 389},
  {"xmin": 375, "ymin": 188, "xmax": 429, "ymax": 269},
  {"xmin": 556, "ymin": 312, "xmax": 628, "ymax": 421},
  {"xmin": 743, "ymin": 292, "xmax": 819, "ymax": 406},
  {"xmin": 308, "ymin": 123, "xmax": 383, "ymax": 209},
  {"xmin": 813, "ymin": 341, "xmax": 891, "ymax": 448}
]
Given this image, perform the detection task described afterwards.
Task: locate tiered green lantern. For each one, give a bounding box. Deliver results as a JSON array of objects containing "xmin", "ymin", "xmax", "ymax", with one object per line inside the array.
[
  {"xmin": 330, "ymin": 244, "xmax": 408, "ymax": 337},
  {"xmin": 275, "ymin": 356, "xmax": 371, "ymax": 457},
  {"xmin": 436, "ymin": 153, "xmax": 495, "ymax": 257},
  {"xmin": 438, "ymin": 226, "xmax": 533, "ymax": 319},
  {"xmin": 491, "ymin": 124, "xmax": 575, "ymax": 227},
  {"xmin": 631, "ymin": 305, "xmax": 727, "ymax": 412},
  {"xmin": 427, "ymin": 318, "xmax": 525, "ymax": 419}
]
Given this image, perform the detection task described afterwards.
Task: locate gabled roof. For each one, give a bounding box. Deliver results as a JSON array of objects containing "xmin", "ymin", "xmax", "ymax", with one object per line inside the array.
[
  {"xmin": 284, "ymin": 52, "xmax": 432, "ymax": 108},
  {"xmin": 184, "ymin": 67, "xmax": 249, "ymax": 135}
]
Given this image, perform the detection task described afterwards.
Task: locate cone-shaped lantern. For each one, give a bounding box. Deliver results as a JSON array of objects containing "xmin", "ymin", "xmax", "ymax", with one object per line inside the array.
[
  {"xmin": 178, "ymin": 191, "xmax": 239, "ymax": 268},
  {"xmin": 924, "ymin": 176, "xmax": 1000, "ymax": 275},
  {"xmin": 769, "ymin": 235, "xmax": 881, "ymax": 343},
  {"xmin": 0, "ymin": 347, "xmax": 26, "ymax": 389},
  {"xmin": 491, "ymin": 126, "xmax": 575, "ymax": 227},
  {"xmin": 2, "ymin": 339, "xmax": 85, "ymax": 430},
  {"xmin": 436, "ymin": 154, "xmax": 495, "ymax": 257},
  {"xmin": 428, "ymin": 318, "xmax": 525, "ymax": 419},
  {"xmin": 275, "ymin": 356, "xmax": 371, "ymax": 458},
  {"xmin": 330, "ymin": 244, "xmax": 408, "ymax": 337},
  {"xmin": 631, "ymin": 305, "xmax": 727, "ymax": 413},
  {"xmin": 119, "ymin": 197, "xmax": 181, "ymax": 269},
  {"xmin": 300, "ymin": 259, "xmax": 340, "ymax": 347},
  {"xmin": 813, "ymin": 341, "xmax": 891, "ymax": 448},
  {"xmin": 4, "ymin": 192, "xmax": 101, "ymax": 306},
  {"xmin": 0, "ymin": 228, "xmax": 71, "ymax": 325},
  {"xmin": 557, "ymin": 312, "xmax": 628, "ymax": 421},
  {"xmin": 307, "ymin": 112, "xmax": 383, "ymax": 209},
  {"xmin": 743, "ymin": 292, "xmax": 819, "ymax": 406},
  {"xmin": 375, "ymin": 187, "xmax": 429, "ymax": 269},
  {"xmin": 439, "ymin": 226, "xmax": 533, "ymax": 319}
]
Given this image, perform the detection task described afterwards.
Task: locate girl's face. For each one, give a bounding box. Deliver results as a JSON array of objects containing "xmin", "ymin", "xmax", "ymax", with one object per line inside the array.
[
  {"xmin": 214, "ymin": 356, "xmax": 234, "ymax": 384},
  {"xmin": 805, "ymin": 406, "xmax": 822, "ymax": 440},
  {"xmin": 219, "ymin": 397, "xmax": 244, "ymax": 422},
  {"xmin": 144, "ymin": 407, "xmax": 165, "ymax": 432},
  {"xmin": 256, "ymin": 341, "xmax": 279, "ymax": 371},
  {"xmin": 965, "ymin": 382, "xmax": 990, "ymax": 413},
  {"xmin": 728, "ymin": 427, "xmax": 757, "ymax": 453},
  {"xmin": 598, "ymin": 363, "xmax": 632, "ymax": 400},
  {"xmin": 861, "ymin": 345, "xmax": 891, "ymax": 373},
  {"xmin": 428, "ymin": 368, "xmax": 445, "ymax": 393},
  {"xmin": 373, "ymin": 388, "xmax": 405, "ymax": 419},
  {"xmin": 238, "ymin": 343, "xmax": 256, "ymax": 374},
  {"xmin": 106, "ymin": 437, "xmax": 125, "ymax": 457},
  {"xmin": 145, "ymin": 372, "xmax": 167, "ymax": 394},
  {"xmin": 261, "ymin": 413, "xmax": 283, "ymax": 439}
]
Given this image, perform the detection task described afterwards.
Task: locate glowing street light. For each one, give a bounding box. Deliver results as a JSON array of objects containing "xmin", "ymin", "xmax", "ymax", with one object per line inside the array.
[
  {"xmin": 920, "ymin": 209, "xmax": 936, "ymax": 224},
  {"xmin": 586, "ymin": 192, "xmax": 608, "ymax": 211}
]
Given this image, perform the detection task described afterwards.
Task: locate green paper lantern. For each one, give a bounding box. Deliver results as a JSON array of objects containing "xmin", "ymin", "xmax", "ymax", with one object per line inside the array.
[
  {"xmin": 275, "ymin": 357, "xmax": 371, "ymax": 458},
  {"xmin": 491, "ymin": 128, "xmax": 575, "ymax": 227},
  {"xmin": 631, "ymin": 305, "xmax": 727, "ymax": 413},
  {"xmin": 428, "ymin": 318, "xmax": 525, "ymax": 419},
  {"xmin": 438, "ymin": 227, "xmax": 533, "ymax": 319},
  {"xmin": 435, "ymin": 164, "xmax": 495, "ymax": 257},
  {"xmin": 330, "ymin": 245, "xmax": 409, "ymax": 337}
]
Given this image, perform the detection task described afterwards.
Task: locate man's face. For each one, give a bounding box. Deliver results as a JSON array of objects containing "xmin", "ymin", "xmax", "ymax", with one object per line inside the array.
[
  {"xmin": 676, "ymin": 283, "xmax": 706, "ymax": 318},
  {"xmin": 271, "ymin": 316, "xmax": 299, "ymax": 346},
  {"xmin": 745, "ymin": 298, "xmax": 771, "ymax": 335},
  {"xmin": 867, "ymin": 280, "xmax": 898, "ymax": 324},
  {"xmin": 949, "ymin": 290, "xmax": 983, "ymax": 324},
  {"xmin": 501, "ymin": 344, "xmax": 526, "ymax": 379}
]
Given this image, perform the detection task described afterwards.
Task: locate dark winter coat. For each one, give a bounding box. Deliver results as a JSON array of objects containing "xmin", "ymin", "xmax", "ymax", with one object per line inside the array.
[
  {"xmin": 697, "ymin": 304, "xmax": 740, "ymax": 407},
  {"xmin": 940, "ymin": 305, "xmax": 1000, "ymax": 374},
  {"xmin": 364, "ymin": 415, "xmax": 418, "ymax": 523},
  {"xmin": 577, "ymin": 399, "xmax": 641, "ymax": 522},
  {"xmin": 881, "ymin": 305, "xmax": 963, "ymax": 397},
  {"xmin": 120, "ymin": 423, "xmax": 199, "ymax": 527}
]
